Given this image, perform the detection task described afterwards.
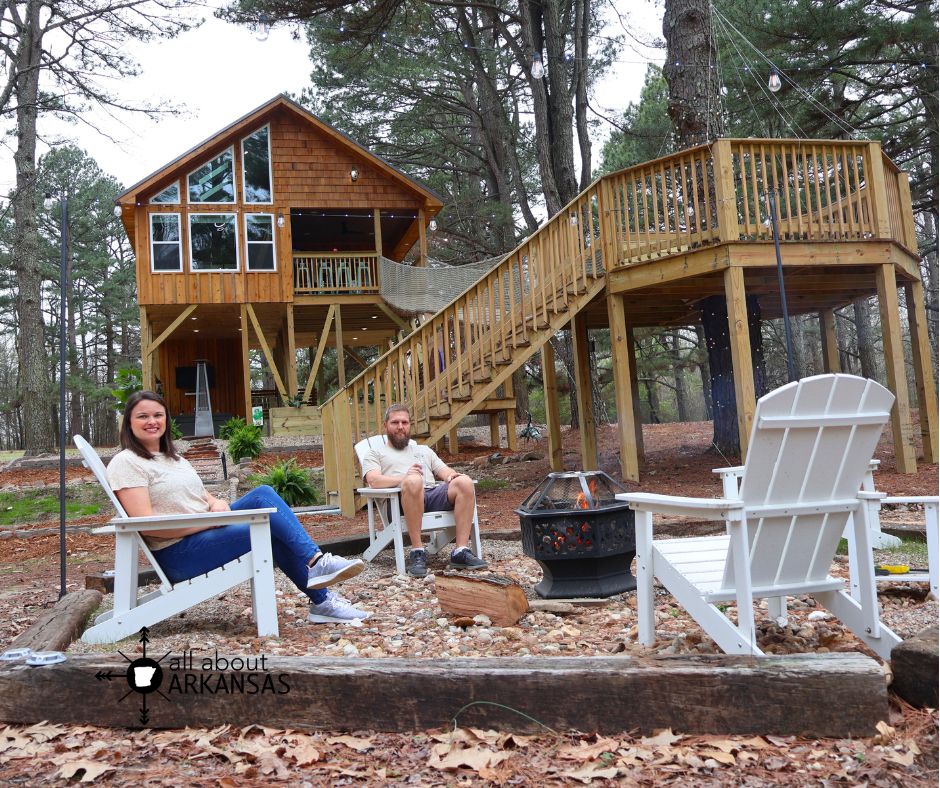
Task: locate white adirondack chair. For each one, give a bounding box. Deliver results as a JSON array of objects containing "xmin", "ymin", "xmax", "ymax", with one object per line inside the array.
[
  {"xmin": 354, "ymin": 435, "xmax": 482, "ymax": 575},
  {"xmin": 617, "ymin": 374, "xmax": 903, "ymax": 660},
  {"xmin": 75, "ymin": 436, "xmax": 280, "ymax": 643},
  {"xmin": 870, "ymin": 495, "xmax": 939, "ymax": 599}
]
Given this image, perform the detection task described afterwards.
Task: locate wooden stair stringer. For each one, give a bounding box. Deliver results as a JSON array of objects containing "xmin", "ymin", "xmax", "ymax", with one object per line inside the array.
[{"xmin": 421, "ymin": 275, "xmax": 607, "ymax": 448}]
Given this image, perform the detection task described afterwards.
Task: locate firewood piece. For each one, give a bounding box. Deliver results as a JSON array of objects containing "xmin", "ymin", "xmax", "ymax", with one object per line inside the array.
[
  {"xmin": 8, "ymin": 590, "xmax": 102, "ymax": 652},
  {"xmin": 85, "ymin": 569, "xmax": 159, "ymax": 594},
  {"xmin": 434, "ymin": 573, "xmax": 529, "ymax": 627}
]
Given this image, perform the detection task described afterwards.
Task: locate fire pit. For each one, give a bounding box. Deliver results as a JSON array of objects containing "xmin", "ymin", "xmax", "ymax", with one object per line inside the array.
[{"xmin": 516, "ymin": 471, "xmax": 636, "ymax": 599}]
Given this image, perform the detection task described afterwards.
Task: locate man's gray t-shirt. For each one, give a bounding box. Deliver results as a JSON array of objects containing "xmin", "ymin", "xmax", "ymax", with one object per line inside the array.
[{"xmin": 360, "ymin": 438, "xmax": 446, "ymax": 486}]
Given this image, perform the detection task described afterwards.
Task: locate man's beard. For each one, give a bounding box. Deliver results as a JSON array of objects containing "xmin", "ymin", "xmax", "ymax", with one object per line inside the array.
[{"xmin": 388, "ymin": 431, "xmax": 410, "ymax": 450}]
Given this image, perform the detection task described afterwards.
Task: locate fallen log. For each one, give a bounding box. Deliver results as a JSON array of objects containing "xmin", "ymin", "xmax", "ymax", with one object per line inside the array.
[
  {"xmin": 0, "ymin": 653, "xmax": 888, "ymax": 737},
  {"xmin": 435, "ymin": 573, "xmax": 529, "ymax": 626},
  {"xmin": 7, "ymin": 590, "xmax": 102, "ymax": 653}
]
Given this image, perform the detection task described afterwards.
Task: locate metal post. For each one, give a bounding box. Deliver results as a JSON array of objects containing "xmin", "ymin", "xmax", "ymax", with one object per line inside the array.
[
  {"xmin": 58, "ymin": 196, "xmax": 69, "ymax": 599},
  {"xmin": 767, "ymin": 191, "xmax": 796, "ymax": 382}
]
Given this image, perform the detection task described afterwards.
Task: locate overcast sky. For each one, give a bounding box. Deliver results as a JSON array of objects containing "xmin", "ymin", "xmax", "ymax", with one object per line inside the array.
[{"xmin": 1, "ymin": 1, "xmax": 664, "ymax": 197}]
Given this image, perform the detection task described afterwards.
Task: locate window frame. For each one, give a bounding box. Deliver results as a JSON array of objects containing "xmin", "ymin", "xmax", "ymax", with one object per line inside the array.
[
  {"xmin": 150, "ymin": 181, "xmax": 181, "ymax": 204},
  {"xmin": 149, "ymin": 212, "xmax": 183, "ymax": 273},
  {"xmin": 187, "ymin": 147, "xmax": 236, "ymax": 205},
  {"xmin": 188, "ymin": 212, "xmax": 240, "ymax": 272},
  {"xmin": 241, "ymin": 124, "xmax": 274, "ymax": 205},
  {"xmin": 244, "ymin": 212, "xmax": 277, "ymax": 272}
]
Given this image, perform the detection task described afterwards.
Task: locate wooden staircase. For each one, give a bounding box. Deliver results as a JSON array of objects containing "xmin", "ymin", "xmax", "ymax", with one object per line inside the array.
[{"xmin": 322, "ymin": 179, "xmax": 609, "ymax": 514}]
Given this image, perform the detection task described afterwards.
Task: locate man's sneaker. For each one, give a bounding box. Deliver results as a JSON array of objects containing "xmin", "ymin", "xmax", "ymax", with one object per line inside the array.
[
  {"xmin": 407, "ymin": 548, "xmax": 428, "ymax": 578},
  {"xmin": 307, "ymin": 591, "xmax": 371, "ymax": 623},
  {"xmin": 307, "ymin": 553, "xmax": 365, "ymax": 590},
  {"xmin": 448, "ymin": 546, "xmax": 487, "ymax": 570}
]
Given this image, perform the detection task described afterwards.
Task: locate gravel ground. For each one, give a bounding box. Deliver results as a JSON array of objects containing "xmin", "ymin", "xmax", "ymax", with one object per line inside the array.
[{"xmin": 67, "ymin": 537, "xmax": 937, "ymax": 661}]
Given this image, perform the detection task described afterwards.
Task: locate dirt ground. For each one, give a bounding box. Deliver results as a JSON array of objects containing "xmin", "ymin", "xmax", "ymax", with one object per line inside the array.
[{"xmin": 0, "ymin": 420, "xmax": 936, "ymax": 785}]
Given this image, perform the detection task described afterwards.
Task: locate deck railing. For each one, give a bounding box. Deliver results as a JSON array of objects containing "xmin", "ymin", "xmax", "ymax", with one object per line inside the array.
[
  {"xmin": 602, "ymin": 139, "xmax": 915, "ymax": 268},
  {"xmin": 293, "ymin": 252, "xmax": 379, "ymax": 295}
]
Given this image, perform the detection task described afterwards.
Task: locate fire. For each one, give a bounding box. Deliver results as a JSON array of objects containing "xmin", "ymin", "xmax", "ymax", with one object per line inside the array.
[{"xmin": 574, "ymin": 478, "xmax": 598, "ymax": 510}]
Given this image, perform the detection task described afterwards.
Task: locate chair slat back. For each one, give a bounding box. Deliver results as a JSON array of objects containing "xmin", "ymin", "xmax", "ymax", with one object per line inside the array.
[
  {"xmin": 354, "ymin": 435, "xmax": 419, "ymax": 479},
  {"xmin": 724, "ymin": 375, "xmax": 893, "ymax": 589},
  {"xmin": 74, "ymin": 435, "xmax": 128, "ymax": 519}
]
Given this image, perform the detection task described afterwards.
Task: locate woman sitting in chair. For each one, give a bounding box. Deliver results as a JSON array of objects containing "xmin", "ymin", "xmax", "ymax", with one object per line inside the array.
[{"xmin": 107, "ymin": 391, "xmax": 369, "ymax": 624}]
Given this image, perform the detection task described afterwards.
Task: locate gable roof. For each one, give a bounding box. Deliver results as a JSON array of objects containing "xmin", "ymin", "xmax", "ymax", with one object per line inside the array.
[{"xmin": 115, "ymin": 93, "xmax": 444, "ymax": 209}]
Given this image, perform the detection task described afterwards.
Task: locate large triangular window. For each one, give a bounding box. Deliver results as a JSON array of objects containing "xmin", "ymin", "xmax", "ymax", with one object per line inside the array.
[{"xmin": 188, "ymin": 149, "xmax": 235, "ymax": 203}]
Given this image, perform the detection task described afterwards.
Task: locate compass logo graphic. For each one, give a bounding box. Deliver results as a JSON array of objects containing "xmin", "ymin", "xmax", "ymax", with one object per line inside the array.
[{"xmin": 95, "ymin": 627, "xmax": 169, "ymax": 725}]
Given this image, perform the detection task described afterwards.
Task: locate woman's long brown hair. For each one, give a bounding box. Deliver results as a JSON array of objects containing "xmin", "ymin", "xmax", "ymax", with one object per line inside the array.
[{"xmin": 120, "ymin": 390, "xmax": 180, "ymax": 460}]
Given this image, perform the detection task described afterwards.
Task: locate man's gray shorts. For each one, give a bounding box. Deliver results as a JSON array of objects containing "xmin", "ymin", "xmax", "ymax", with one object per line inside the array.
[{"xmin": 424, "ymin": 483, "xmax": 453, "ymax": 512}]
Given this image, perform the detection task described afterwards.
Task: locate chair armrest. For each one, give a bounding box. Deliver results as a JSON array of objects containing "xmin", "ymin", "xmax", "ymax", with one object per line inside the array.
[
  {"xmin": 100, "ymin": 507, "xmax": 277, "ymax": 533},
  {"xmin": 615, "ymin": 492, "xmax": 742, "ymax": 519},
  {"xmin": 711, "ymin": 465, "xmax": 744, "ymax": 478},
  {"xmin": 357, "ymin": 486, "xmax": 402, "ymax": 497},
  {"xmin": 881, "ymin": 495, "xmax": 939, "ymax": 506}
]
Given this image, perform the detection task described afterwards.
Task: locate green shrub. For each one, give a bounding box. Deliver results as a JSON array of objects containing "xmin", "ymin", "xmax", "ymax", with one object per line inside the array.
[
  {"xmin": 111, "ymin": 367, "xmax": 141, "ymax": 413},
  {"xmin": 250, "ymin": 459, "xmax": 320, "ymax": 507},
  {"xmin": 169, "ymin": 417, "xmax": 182, "ymax": 440},
  {"xmin": 228, "ymin": 425, "xmax": 263, "ymax": 463},
  {"xmin": 475, "ymin": 477, "xmax": 509, "ymax": 492},
  {"xmin": 219, "ymin": 416, "xmax": 247, "ymax": 440}
]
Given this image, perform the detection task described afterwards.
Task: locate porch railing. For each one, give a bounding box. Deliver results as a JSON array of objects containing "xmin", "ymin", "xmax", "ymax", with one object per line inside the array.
[{"xmin": 293, "ymin": 252, "xmax": 379, "ymax": 295}]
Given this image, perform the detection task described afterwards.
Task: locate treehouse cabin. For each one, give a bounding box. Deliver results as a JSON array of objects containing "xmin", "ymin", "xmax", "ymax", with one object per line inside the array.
[{"xmin": 116, "ymin": 94, "xmax": 444, "ymax": 430}]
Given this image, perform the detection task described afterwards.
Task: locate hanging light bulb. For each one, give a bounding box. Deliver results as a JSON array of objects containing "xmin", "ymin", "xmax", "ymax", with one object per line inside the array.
[
  {"xmin": 768, "ymin": 67, "xmax": 782, "ymax": 93},
  {"xmin": 429, "ymin": 218, "xmax": 438, "ymax": 232},
  {"xmin": 254, "ymin": 12, "xmax": 270, "ymax": 42},
  {"xmin": 530, "ymin": 53, "xmax": 545, "ymax": 80}
]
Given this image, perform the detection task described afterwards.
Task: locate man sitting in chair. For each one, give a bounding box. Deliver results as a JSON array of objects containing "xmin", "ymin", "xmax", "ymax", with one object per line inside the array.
[{"xmin": 361, "ymin": 403, "xmax": 487, "ymax": 578}]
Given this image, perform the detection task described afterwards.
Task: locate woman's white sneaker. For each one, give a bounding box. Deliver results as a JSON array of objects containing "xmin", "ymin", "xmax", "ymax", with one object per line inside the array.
[
  {"xmin": 307, "ymin": 591, "xmax": 371, "ymax": 623},
  {"xmin": 307, "ymin": 553, "xmax": 365, "ymax": 589}
]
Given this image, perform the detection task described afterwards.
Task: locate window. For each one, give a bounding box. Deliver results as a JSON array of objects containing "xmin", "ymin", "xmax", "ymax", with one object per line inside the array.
[
  {"xmin": 245, "ymin": 214, "xmax": 276, "ymax": 271},
  {"xmin": 151, "ymin": 182, "xmax": 180, "ymax": 204},
  {"xmin": 242, "ymin": 126, "xmax": 273, "ymax": 203},
  {"xmin": 189, "ymin": 214, "xmax": 238, "ymax": 271},
  {"xmin": 150, "ymin": 214, "xmax": 182, "ymax": 272},
  {"xmin": 187, "ymin": 148, "xmax": 235, "ymax": 203}
]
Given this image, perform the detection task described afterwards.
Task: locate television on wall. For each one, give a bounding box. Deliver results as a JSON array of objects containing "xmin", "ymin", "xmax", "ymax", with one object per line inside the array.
[{"xmin": 175, "ymin": 365, "xmax": 215, "ymax": 390}]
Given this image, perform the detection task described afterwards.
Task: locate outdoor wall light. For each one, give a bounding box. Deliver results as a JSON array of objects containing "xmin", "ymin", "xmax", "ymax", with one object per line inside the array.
[
  {"xmin": 113, "ymin": 204, "xmax": 123, "ymax": 218},
  {"xmin": 768, "ymin": 68, "xmax": 782, "ymax": 93},
  {"xmin": 429, "ymin": 218, "xmax": 438, "ymax": 232},
  {"xmin": 350, "ymin": 167, "xmax": 359, "ymax": 182},
  {"xmin": 569, "ymin": 211, "xmax": 578, "ymax": 226},
  {"xmin": 276, "ymin": 213, "xmax": 285, "ymax": 228},
  {"xmin": 255, "ymin": 13, "xmax": 270, "ymax": 42}
]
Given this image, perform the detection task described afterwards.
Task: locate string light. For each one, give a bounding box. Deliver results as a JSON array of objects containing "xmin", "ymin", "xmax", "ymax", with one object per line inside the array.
[
  {"xmin": 768, "ymin": 67, "xmax": 782, "ymax": 93},
  {"xmin": 530, "ymin": 53, "xmax": 545, "ymax": 80}
]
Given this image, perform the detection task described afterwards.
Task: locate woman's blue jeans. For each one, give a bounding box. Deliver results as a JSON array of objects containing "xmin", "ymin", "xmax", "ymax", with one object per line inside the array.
[{"xmin": 153, "ymin": 485, "xmax": 327, "ymax": 604}]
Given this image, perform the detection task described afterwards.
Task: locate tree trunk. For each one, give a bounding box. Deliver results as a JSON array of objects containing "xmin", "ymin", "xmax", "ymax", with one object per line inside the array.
[
  {"xmin": 644, "ymin": 379, "xmax": 661, "ymax": 424},
  {"xmin": 12, "ymin": 0, "xmax": 52, "ymax": 455},
  {"xmin": 700, "ymin": 294, "xmax": 765, "ymax": 456},
  {"xmin": 853, "ymin": 298, "xmax": 877, "ymax": 380},
  {"xmin": 694, "ymin": 325, "xmax": 713, "ymax": 420},
  {"xmin": 670, "ymin": 332, "xmax": 690, "ymax": 421},
  {"xmin": 663, "ymin": 0, "xmax": 725, "ymax": 146}
]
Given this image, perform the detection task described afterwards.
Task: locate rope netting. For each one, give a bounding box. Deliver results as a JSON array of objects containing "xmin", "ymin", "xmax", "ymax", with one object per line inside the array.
[{"xmin": 379, "ymin": 254, "xmax": 505, "ymax": 314}]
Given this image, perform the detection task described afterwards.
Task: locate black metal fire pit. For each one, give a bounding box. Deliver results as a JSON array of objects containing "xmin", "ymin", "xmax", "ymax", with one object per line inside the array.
[{"xmin": 516, "ymin": 471, "xmax": 636, "ymax": 599}]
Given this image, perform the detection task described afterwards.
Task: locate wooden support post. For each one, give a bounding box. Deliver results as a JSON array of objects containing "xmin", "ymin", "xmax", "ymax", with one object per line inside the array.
[
  {"xmin": 626, "ymin": 329, "xmax": 645, "ymax": 468},
  {"xmin": 416, "ymin": 208, "xmax": 428, "ymax": 267},
  {"xmin": 139, "ymin": 306, "xmax": 152, "ymax": 390},
  {"xmin": 448, "ymin": 427, "xmax": 459, "ymax": 455},
  {"xmin": 373, "ymin": 209, "xmax": 383, "ymax": 257},
  {"xmin": 505, "ymin": 377, "xmax": 518, "ymax": 453},
  {"xmin": 148, "ymin": 304, "xmax": 198, "ymax": 357},
  {"xmin": 303, "ymin": 305, "xmax": 336, "ymax": 403},
  {"xmin": 571, "ymin": 313, "xmax": 598, "ymax": 471},
  {"xmin": 334, "ymin": 304, "xmax": 346, "ymax": 387},
  {"xmin": 332, "ymin": 395, "xmax": 356, "ymax": 517},
  {"xmin": 866, "ymin": 143, "xmax": 893, "ymax": 239},
  {"xmin": 245, "ymin": 304, "xmax": 288, "ymax": 402},
  {"xmin": 819, "ymin": 310, "xmax": 841, "ymax": 374},
  {"xmin": 240, "ymin": 306, "xmax": 252, "ymax": 420},
  {"xmin": 489, "ymin": 413, "xmax": 501, "ymax": 448},
  {"xmin": 875, "ymin": 264, "xmax": 916, "ymax": 473},
  {"xmin": 285, "ymin": 304, "xmax": 297, "ymax": 398},
  {"xmin": 712, "ymin": 139, "xmax": 739, "ymax": 243},
  {"xmin": 607, "ymin": 294, "xmax": 640, "ymax": 481},
  {"xmin": 904, "ymin": 280, "xmax": 938, "ymax": 464},
  {"xmin": 724, "ymin": 266, "xmax": 757, "ymax": 460}
]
